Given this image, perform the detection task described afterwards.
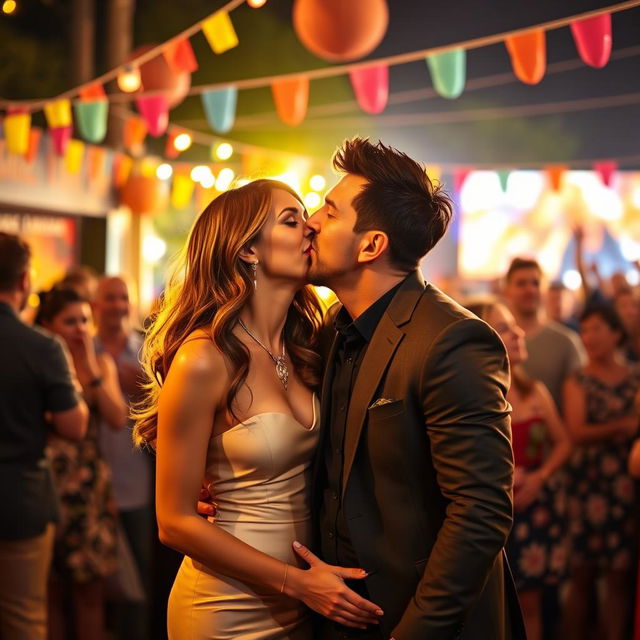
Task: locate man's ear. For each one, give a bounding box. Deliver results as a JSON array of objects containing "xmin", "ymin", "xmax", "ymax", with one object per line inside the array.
[
  {"xmin": 356, "ymin": 230, "xmax": 389, "ymax": 265},
  {"xmin": 18, "ymin": 269, "xmax": 30, "ymax": 296}
]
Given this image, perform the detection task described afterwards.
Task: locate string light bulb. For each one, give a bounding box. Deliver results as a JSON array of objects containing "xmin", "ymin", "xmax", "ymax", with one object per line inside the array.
[
  {"xmin": 117, "ymin": 66, "xmax": 142, "ymax": 93},
  {"xmin": 2, "ymin": 0, "xmax": 17, "ymax": 15},
  {"xmin": 309, "ymin": 174, "xmax": 326, "ymax": 191},
  {"xmin": 216, "ymin": 168, "xmax": 235, "ymax": 191},
  {"xmin": 214, "ymin": 142, "xmax": 233, "ymax": 160},
  {"xmin": 173, "ymin": 132, "xmax": 192, "ymax": 152},
  {"xmin": 247, "ymin": 0, "xmax": 268, "ymax": 7},
  {"xmin": 156, "ymin": 163, "xmax": 173, "ymax": 180}
]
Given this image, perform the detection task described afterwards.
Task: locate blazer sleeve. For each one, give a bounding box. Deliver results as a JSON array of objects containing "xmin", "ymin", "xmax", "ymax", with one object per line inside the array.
[{"xmin": 392, "ymin": 317, "xmax": 514, "ymax": 640}]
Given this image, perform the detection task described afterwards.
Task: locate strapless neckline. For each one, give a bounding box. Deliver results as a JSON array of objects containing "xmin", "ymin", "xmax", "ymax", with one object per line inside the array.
[{"xmin": 214, "ymin": 393, "xmax": 318, "ymax": 438}]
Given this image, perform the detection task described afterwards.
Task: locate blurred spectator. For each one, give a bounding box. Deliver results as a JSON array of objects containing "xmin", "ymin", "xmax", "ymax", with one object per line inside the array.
[
  {"xmin": 562, "ymin": 304, "xmax": 639, "ymax": 640},
  {"xmin": 613, "ymin": 287, "xmax": 640, "ymax": 363},
  {"xmin": 37, "ymin": 287, "xmax": 127, "ymax": 640},
  {"xmin": 93, "ymin": 276, "xmax": 153, "ymax": 640},
  {"xmin": 467, "ymin": 299, "xmax": 571, "ymax": 640},
  {"xmin": 0, "ymin": 233, "xmax": 88, "ymax": 640},
  {"xmin": 61, "ymin": 265, "xmax": 99, "ymax": 303},
  {"xmin": 503, "ymin": 257, "xmax": 585, "ymax": 413},
  {"xmin": 546, "ymin": 281, "xmax": 579, "ymax": 332}
]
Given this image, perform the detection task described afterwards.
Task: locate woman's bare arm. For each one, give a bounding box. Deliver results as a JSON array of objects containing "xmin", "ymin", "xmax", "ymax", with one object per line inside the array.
[{"xmin": 155, "ymin": 338, "xmax": 382, "ymax": 628}]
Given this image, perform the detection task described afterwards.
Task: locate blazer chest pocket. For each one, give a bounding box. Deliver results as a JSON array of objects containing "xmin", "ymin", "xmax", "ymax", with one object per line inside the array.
[{"xmin": 367, "ymin": 399, "xmax": 404, "ymax": 422}]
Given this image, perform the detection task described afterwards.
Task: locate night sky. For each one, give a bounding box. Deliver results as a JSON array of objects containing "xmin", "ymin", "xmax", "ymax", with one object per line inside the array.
[{"xmin": 2, "ymin": 0, "xmax": 639, "ymax": 167}]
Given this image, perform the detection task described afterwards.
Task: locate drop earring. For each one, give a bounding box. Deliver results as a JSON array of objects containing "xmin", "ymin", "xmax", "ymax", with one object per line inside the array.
[{"xmin": 252, "ymin": 261, "xmax": 258, "ymax": 289}]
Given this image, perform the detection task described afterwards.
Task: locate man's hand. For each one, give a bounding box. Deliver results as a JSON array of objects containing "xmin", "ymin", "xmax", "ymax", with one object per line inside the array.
[{"xmin": 196, "ymin": 485, "xmax": 216, "ymax": 517}]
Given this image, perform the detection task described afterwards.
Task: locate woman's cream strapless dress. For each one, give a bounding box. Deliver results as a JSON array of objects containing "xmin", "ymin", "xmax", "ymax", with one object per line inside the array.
[{"xmin": 167, "ymin": 395, "xmax": 320, "ymax": 640}]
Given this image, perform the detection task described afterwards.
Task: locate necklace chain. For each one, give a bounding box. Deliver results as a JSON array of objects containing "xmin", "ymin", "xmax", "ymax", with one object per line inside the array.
[{"xmin": 238, "ymin": 319, "xmax": 288, "ymax": 391}]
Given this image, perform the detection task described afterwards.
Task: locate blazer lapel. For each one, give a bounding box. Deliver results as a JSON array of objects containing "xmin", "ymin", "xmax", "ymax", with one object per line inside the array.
[
  {"xmin": 342, "ymin": 316, "xmax": 404, "ymax": 495},
  {"xmin": 341, "ymin": 270, "xmax": 427, "ymax": 496}
]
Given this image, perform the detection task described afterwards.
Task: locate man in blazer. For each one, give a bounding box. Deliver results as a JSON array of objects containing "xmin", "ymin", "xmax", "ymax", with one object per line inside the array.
[{"xmin": 295, "ymin": 138, "xmax": 526, "ymax": 640}]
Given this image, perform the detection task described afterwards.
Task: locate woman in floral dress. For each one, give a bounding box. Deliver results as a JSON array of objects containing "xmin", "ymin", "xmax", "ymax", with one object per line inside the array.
[
  {"xmin": 563, "ymin": 304, "xmax": 640, "ymax": 640},
  {"xmin": 37, "ymin": 286, "xmax": 127, "ymax": 640},
  {"xmin": 467, "ymin": 300, "xmax": 571, "ymax": 640}
]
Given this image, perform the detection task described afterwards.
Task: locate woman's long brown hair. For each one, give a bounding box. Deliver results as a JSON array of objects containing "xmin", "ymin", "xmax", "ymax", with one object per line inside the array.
[{"xmin": 132, "ymin": 179, "xmax": 322, "ymax": 447}]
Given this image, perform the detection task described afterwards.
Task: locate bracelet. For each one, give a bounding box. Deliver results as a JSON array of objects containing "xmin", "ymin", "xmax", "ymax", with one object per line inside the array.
[{"xmin": 280, "ymin": 563, "xmax": 289, "ymax": 593}]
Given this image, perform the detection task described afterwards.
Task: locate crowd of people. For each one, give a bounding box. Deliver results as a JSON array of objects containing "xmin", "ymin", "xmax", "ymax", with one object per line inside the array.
[
  {"xmin": 0, "ymin": 140, "xmax": 639, "ymax": 640},
  {"xmin": 0, "ymin": 236, "xmax": 180, "ymax": 640}
]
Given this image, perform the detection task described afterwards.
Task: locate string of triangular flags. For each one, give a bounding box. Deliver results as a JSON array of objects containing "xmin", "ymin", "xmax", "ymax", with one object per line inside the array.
[{"xmin": 1, "ymin": 0, "xmax": 636, "ymax": 163}]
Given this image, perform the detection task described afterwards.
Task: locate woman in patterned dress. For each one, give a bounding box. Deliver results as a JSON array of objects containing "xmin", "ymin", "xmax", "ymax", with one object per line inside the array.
[
  {"xmin": 563, "ymin": 304, "xmax": 640, "ymax": 640},
  {"xmin": 37, "ymin": 286, "xmax": 127, "ymax": 640},
  {"xmin": 467, "ymin": 300, "xmax": 571, "ymax": 640}
]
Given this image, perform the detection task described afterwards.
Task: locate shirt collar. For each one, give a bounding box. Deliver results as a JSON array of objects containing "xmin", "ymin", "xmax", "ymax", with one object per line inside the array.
[
  {"xmin": 334, "ymin": 276, "xmax": 407, "ymax": 343},
  {"xmin": 0, "ymin": 301, "xmax": 18, "ymax": 318}
]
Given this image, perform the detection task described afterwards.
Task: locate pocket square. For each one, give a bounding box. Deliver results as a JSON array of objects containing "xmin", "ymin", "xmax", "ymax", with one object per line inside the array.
[{"xmin": 369, "ymin": 397, "xmax": 395, "ymax": 409}]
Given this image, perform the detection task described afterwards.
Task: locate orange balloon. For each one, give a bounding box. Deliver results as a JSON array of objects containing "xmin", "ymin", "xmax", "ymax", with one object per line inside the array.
[
  {"xmin": 293, "ymin": 0, "xmax": 388, "ymax": 62},
  {"xmin": 272, "ymin": 77, "xmax": 309, "ymax": 126},
  {"xmin": 127, "ymin": 44, "xmax": 191, "ymax": 108},
  {"xmin": 120, "ymin": 174, "xmax": 161, "ymax": 214},
  {"xmin": 505, "ymin": 30, "xmax": 546, "ymax": 85}
]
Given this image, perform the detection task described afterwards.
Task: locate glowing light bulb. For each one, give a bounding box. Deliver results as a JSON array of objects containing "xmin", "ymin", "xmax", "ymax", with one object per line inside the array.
[
  {"xmin": 247, "ymin": 0, "xmax": 267, "ymax": 7},
  {"xmin": 2, "ymin": 0, "xmax": 17, "ymax": 14},
  {"xmin": 216, "ymin": 168, "xmax": 235, "ymax": 191},
  {"xmin": 309, "ymin": 174, "xmax": 326, "ymax": 191},
  {"xmin": 173, "ymin": 133, "xmax": 192, "ymax": 152},
  {"xmin": 562, "ymin": 270, "xmax": 582, "ymax": 291},
  {"xmin": 190, "ymin": 165, "xmax": 211, "ymax": 183},
  {"xmin": 156, "ymin": 163, "xmax": 173, "ymax": 180},
  {"xmin": 117, "ymin": 66, "xmax": 141, "ymax": 93},
  {"xmin": 215, "ymin": 142, "xmax": 233, "ymax": 160},
  {"xmin": 143, "ymin": 235, "xmax": 167, "ymax": 264},
  {"xmin": 200, "ymin": 173, "xmax": 216, "ymax": 189},
  {"xmin": 304, "ymin": 192, "xmax": 321, "ymax": 209}
]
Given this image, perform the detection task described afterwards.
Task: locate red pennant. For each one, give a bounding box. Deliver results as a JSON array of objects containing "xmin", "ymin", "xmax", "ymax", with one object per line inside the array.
[
  {"xmin": 79, "ymin": 83, "xmax": 106, "ymax": 102},
  {"xmin": 593, "ymin": 160, "xmax": 617, "ymax": 187},
  {"xmin": 163, "ymin": 38, "xmax": 199, "ymax": 73},
  {"xmin": 454, "ymin": 168, "xmax": 471, "ymax": 193}
]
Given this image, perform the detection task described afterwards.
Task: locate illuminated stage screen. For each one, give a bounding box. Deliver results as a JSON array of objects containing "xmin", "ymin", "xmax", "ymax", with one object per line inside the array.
[{"xmin": 458, "ymin": 171, "xmax": 640, "ymax": 284}]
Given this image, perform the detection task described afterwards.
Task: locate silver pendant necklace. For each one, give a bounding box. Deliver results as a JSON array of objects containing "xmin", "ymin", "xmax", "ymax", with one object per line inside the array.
[{"xmin": 238, "ymin": 319, "xmax": 289, "ymax": 391}]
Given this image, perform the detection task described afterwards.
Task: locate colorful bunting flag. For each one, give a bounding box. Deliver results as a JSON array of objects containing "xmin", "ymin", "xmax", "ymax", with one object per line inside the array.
[
  {"xmin": 202, "ymin": 12, "xmax": 239, "ymax": 54},
  {"xmin": 163, "ymin": 38, "xmax": 199, "ymax": 73},
  {"xmin": 201, "ymin": 88, "xmax": 238, "ymax": 133},
  {"xmin": 271, "ymin": 77, "xmax": 309, "ymax": 126}
]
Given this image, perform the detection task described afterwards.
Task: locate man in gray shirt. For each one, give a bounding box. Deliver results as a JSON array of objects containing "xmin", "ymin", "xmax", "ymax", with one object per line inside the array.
[{"xmin": 503, "ymin": 257, "xmax": 585, "ymax": 413}]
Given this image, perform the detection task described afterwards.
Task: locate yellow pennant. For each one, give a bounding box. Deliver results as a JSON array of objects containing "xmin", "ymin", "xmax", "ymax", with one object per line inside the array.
[
  {"xmin": 4, "ymin": 112, "xmax": 31, "ymax": 155},
  {"xmin": 65, "ymin": 139, "xmax": 85, "ymax": 175},
  {"xmin": 171, "ymin": 173, "xmax": 195, "ymax": 209},
  {"xmin": 44, "ymin": 99, "xmax": 72, "ymax": 128},
  {"xmin": 201, "ymin": 11, "xmax": 239, "ymax": 54}
]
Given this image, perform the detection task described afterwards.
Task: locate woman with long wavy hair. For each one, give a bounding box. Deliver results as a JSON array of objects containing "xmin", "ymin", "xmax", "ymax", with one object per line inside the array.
[{"xmin": 133, "ymin": 180, "xmax": 381, "ymax": 639}]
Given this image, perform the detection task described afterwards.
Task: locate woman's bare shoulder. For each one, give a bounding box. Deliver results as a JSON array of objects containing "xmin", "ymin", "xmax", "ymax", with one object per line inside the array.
[{"xmin": 170, "ymin": 329, "xmax": 227, "ymax": 385}]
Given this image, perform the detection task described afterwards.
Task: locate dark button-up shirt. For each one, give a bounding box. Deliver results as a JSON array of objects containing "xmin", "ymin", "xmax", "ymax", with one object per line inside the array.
[
  {"xmin": 320, "ymin": 281, "xmax": 403, "ymax": 569},
  {"xmin": 0, "ymin": 302, "xmax": 78, "ymax": 539}
]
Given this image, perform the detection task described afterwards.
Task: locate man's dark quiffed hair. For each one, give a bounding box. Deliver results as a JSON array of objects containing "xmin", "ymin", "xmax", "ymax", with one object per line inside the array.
[
  {"xmin": 0, "ymin": 232, "xmax": 31, "ymax": 292},
  {"xmin": 333, "ymin": 137, "xmax": 453, "ymax": 271},
  {"xmin": 505, "ymin": 257, "xmax": 542, "ymax": 283}
]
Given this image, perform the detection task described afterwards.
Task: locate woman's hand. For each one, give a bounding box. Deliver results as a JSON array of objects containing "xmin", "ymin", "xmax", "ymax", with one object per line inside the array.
[
  {"xmin": 514, "ymin": 470, "xmax": 545, "ymax": 512},
  {"xmin": 287, "ymin": 541, "xmax": 383, "ymax": 629}
]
